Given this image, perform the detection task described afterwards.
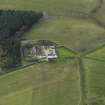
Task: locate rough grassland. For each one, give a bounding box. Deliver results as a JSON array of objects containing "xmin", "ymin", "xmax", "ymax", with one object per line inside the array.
[
  {"xmin": 24, "ymin": 17, "xmax": 105, "ymax": 53},
  {"xmin": 0, "ymin": 0, "xmax": 99, "ymax": 16},
  {"xmin": 86, "ymin": 47, "xmax": 105, "ymax": 61},
  {"xmin": 0, "ymin": 60, "xmax": 81, "ymax": 105}
]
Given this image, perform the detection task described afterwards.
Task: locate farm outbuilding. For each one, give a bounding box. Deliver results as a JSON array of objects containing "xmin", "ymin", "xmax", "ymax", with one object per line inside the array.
[
  {"xmin": 21, "ymin": 40, "xmax": 58, "ymax": 62},
  {"xmin": 31, "ymin": 45, "xmax": 58, "ymax": 61}
]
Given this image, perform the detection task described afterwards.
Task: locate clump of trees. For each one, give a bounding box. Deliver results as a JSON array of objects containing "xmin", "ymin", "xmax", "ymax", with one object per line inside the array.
[{"xmin": 0, "ymin": 10, "xmax": 43, "ymax": 70}]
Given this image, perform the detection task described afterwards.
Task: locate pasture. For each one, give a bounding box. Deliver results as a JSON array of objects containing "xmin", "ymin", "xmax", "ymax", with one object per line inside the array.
[
  {"xmin": 24, "ymin": 17, "xmax": 105, "ymax": 53},
  {"xmin": 93, "ymin": 0, "xmax": 105, "ymax": 26},
  {"xmin": 86, "ymin": 46, "xmax": 105, "ymax": 61},
  {"xmin": 83, "ymin": 58, "xmax": 105, "ymax": 105},
  {"xmin": 0, "ymin": 0, "xmax": 105, "ymax": 105},
  {"xmin": 0, "ymin": 0, "xmax": 99, "ymax": 16},
  {"xmin": 0, "ymin": 60, "xmax": 81, "ymax": 105}
]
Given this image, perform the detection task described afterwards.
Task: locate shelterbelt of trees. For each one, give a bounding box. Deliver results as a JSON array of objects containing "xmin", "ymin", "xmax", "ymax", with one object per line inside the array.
[{"xmin": 0, "ymin": 10, "xmax": 42, "ymax": 69}]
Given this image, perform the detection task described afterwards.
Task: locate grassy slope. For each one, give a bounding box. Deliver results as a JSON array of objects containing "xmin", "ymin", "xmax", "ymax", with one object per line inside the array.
[
  {"xmin": 0, "ymin": 0, "xmax": 105, "ymax": 105},
  {"xmin": 24, "ymin": 17, "xmax": 105, "ymax": 53},
  {"xmin": 32, "ymin": 60, "xmax": 80, "ymax": 105},
  {"xmin": 93, "ymin": 0, "xmax": 105, "ymax": 25},
  {"xmin": 0, "ymin": 60, "xmax": 81, "ymax": 105},
  {"xmin": 0, "ymin": 0, "xmax": 102, "ymax": 54},
  {"xmin": 0, "ymin": 0, "xmax": 99, "ymax": 16}
]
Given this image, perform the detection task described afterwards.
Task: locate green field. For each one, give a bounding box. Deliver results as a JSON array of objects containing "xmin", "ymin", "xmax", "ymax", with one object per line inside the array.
[
  {"xmin": 0, "ymin": 88, "xmax": 32, "ymax": 105},
  {"xmin": 0, "ymin": 60, "xmax": 81, "ymax": 105},
  {"xmin": 1, "ymin": 0, "xmax": 105, "ymax": 105},
  {"xmin": 83, "ymin": 58, "xmax": 105, "ymax": 97},
  {"xmin": 80, "ymin": 45, "xmax": 105, "ymax": 104},
  {"xmin": 24, "ymin": 17, "xmax": 105, "ymax": 53},
  {"xmin": 82, "ymin": 58, "xmax": 105, "ymax": 105},
  {"xmin": 56, "ymin": 47, "xmax": 76, "ymax": 61},
  {"xmin": 93, "ymin": 0, "xmax": 105, "ymax": 26},
  {"xmin": 0, "ymin": 0, "xmax": 99, "ymax": 16},
  {"xmin": 86, "ymin": 46, "xmax": 105, "ymax": 61}
]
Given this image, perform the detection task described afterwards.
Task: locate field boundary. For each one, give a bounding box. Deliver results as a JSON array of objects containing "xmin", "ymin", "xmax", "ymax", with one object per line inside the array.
[
  {"xmin": 82, "ymin": 43, "xmax": 105, "ymax": 57},
  {"xmin": 84, "ymin": 56, "xmax": 105, "ymax": 63},
  {"xmin": 78, "ymin": 57, "xmax": 87, "ymax": 105}
]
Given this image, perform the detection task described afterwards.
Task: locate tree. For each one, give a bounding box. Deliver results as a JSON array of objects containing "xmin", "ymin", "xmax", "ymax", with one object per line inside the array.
[{"xmin": 0, "ymin": 10, "xmax": 43, "ymax": 69}]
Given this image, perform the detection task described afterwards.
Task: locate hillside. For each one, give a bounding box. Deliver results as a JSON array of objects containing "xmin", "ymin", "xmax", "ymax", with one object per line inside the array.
[{"xmin": 0, "ymin": 0, "xmax": 105, "ymax": 105}]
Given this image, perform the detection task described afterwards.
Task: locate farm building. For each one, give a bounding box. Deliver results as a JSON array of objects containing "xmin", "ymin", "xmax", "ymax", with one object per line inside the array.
[
  {"xmin": 21, "ymin": 40, "xmax": 58, "ymax": 61},
  {"xmin": 31, "ymin": 45, "xmax": 58, "ymax": 61}
]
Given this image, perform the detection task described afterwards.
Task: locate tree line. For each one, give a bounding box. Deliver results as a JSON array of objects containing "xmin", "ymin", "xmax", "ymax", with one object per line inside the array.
[{"xmin": 0, "ymin": 10, "xmax": 43, "ymax": 70}]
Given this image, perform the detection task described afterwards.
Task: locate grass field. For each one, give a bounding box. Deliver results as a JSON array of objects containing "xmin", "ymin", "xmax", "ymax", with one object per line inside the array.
[
  {"xmin": 1, "ymin": 0, "xmax": 105, "ymax": 105},
  {"xmin": 92, "ymin": 0, "xmax": 105, "ymax": 26},
  {"xmin": 24, "ymin": 17, "xmax": 105, "ymax": 53},
  {"xmin": 86, "ymin": 46, "xmax": 105, "ymax": 61},
  {"xmin": 83, "ymin": 58, "xmax": 105, "ymax": 97},
  {"xmin": 0, "ymin": 0, "xmax": 99, "ymax": 16},
  {"xmin": 56, "ymin": 47, "xmax": 76, "ymax": 61},
  {"xmin": 83, "ymin": 45, "xmax": 105, "ymax": 97},
  {"xmin": 0, "ymin": 60, "xmax": 81, "ymax": 105},
  {"xmin": 82, "ymin": 58, "xmax": 105, "ymax": 105},
  {"xmin": 0, "ymin": 88, "xmax": 32, "ymax": 105}
]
